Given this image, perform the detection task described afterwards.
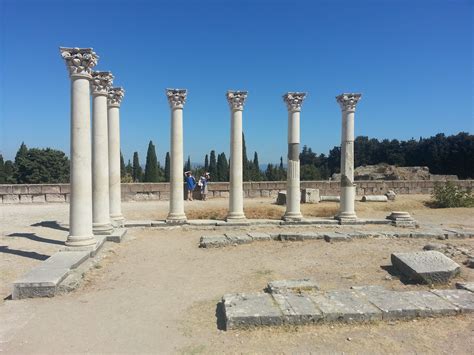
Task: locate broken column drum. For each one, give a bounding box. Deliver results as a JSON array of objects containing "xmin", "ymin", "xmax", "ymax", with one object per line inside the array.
[
  {"xmin": 283, "ymin": 92, "xmax": 306, "ymax": 221},
  {"xmin": 226, "ymin": 91, "xmax": 248, "ymax": 221},
  {"xmin": 91, "ymin": 71, "xmax": 114, "ymax": 235},
  {"xmin": 166, "ymin": 89, "xmax": 187, "ymax": 223},
  {"xmin": 60, "ymin": 47, "xmax": 98, "ymax": 247},
  {"xmin": 335, "ymin": 93, "xmax": 362, "ymax": 221},
  {"xmin": 108, "ymin": 87, "xmax": 125, "ymax": 227}
]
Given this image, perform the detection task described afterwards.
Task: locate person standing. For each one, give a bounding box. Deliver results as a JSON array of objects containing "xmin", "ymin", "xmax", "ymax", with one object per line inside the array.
[
  {"xmin": 185, "ymin": 171, "xmax": 196, "ymax": 201},
  {"xmin": 200, "ymin": 172, "xmax": 210, "ymax": 201}
]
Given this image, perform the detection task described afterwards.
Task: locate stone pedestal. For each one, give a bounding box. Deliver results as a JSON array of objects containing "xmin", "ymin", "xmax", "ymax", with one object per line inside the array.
[
  {"xmin": 91, "ymin": 71, "xmax": 114, "ymax": 235},
  {"xmin": 60, "ymin": 47, "xmax": 98, "ymax": 248},
  {"xmin": 282, "ymin": 92, "xmax": 306, "ymax": 221},
  {"xmin": 226, "ymin": 91, "xmax": 248, "ymax": 221},
  {"xmin": 108, "ymin": 87, "xmax": 125, "ymax": 227},
  {"xmin": 335, "ymin": 93, "xmax": 361, "ymax": 222},
  {"xmin": 166, "ymin": 89, "xmax": 187, "ymax": 223}
]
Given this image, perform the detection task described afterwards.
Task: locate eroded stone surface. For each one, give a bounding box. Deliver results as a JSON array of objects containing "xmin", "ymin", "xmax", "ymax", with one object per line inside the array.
[
  {"xmin": 431, "ymin": 289, "xmax": 474, "ymax": 313},
  {"xmin": 267, "ymin": 279, "xmax": 320, "ymax": 294},
  {"xmin": 225, "ymin": 233, "xmax": 253, "ymax": 245},
  {"xmin": 391, "ymin": 251, "xmax": 461, "ymax": 284},
  {"xmin": 324, "ymin": 232, "xmax": 351, "ymax": 242},
  {"xmin": 456, "ymin": 282, "xmax": 474, "ymax": 293},
  {"xmin": 273, "ymin": 293, "xmax": 323, "ymax": 324},
  {"xmin": 247, "ymin": 232, "xmax": 272, "ymax": 241},
  {"xmin": 199, "ymin": 235, "xmax": 229, "ymax": 248}
]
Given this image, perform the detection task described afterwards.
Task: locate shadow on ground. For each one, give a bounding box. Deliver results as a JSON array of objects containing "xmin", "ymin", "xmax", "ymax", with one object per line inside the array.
[
  {"xmin": 31, "ymin": 220, "xmax": 69, "ymax": 232},
  {"xmin": 215, "ymin": 301, "xmax": 227, "ymax": 331},
  {"xmin": 0, "ymin": 245, "xmax": 50, "ymax": 261},
  {"xmin": 7, "ymin": 233, "xmax": 64, "ymax": 246}
]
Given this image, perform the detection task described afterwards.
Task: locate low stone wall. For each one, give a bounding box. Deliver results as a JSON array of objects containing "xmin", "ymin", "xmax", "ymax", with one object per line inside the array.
[{"xmin": 0, "ymin": 180, "xmax": 473, "ymax": 204}]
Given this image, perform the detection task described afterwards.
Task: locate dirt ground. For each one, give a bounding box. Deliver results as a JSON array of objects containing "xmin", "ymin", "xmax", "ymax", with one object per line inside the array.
[{"xmin": 1, "ymin": 196, "xmax": 473, "ymax": 353}]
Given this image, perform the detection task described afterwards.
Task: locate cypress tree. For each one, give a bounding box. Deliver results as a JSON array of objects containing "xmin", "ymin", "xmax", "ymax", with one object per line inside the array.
[
  {"xmin": 209, "ymin": 150, "xmax": 217, "ymax": 178},
  {"xmin": 144, "ymin": 141, "xmax": 159, "ymax": 182},
  {"xmin": 184, "ymin": 156, "xmax": 191, "ymax": 172},
  {"xmin": 164, "ymin": 152, "xmax": 170, "ymax": 182},
  {"xmin": 15, "ymin": 142, "xmax": 28, "ymax": 166},
  {"xmin": 204, "ymin": 154, "xmax": 209, "ymax": 172},
  {"xmin": 126, "ymin": 159, "xmax": 133, "ymax": 176},
  {"xmin": 132, "ymin": 152, "xmax": 142, "ymax": 182},
  {"xmin": 0, "ymin": 154, "xmax": 5, "ymax": 183},
  {"xmin": 120, "ymin": 152, "xmax": 126, "ymax": 178},
  {"xmin": 4, "ymin": 160, "xmax": 15, "ymax": 183},
  {"xmin": 242, "ymin": 133, "xmax": 249, "ymax": 181}
]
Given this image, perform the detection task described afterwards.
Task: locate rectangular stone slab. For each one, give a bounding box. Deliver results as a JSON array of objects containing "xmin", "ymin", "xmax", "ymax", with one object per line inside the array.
[
  {"xmin": 225, "ymin": 234, "xmax": 253, "ymax": 245},
  {"xmin": 391, "ymin": 251, "xmax": 460, "ymax": 284},
  {"xmin": 456, "ymin": 282, "xmax": 474, "ymax": 293},
  {"xmin": 199, "ymin": 235, "xmax": 229, "ymax": 248},
  {"xmin": 267, "ymin": 279, "xmax": 320, "ymax": 294},
  {"xmin": 44, "ymin": 251, "xmax": 90, "ymax": 269},
  {"xmin": 402, "ymin": 291, "xmax": 459, "ymax": 316},
  {"xmin": 309, "ymin": 291, "xmax": 382, "ymax": 322},
  {"xmin": 324, "ymin": 232, "xmax": 351, "ymax": 242},
  {"xmin": 247, "ymin": 232, "xmax": 272, "ymax": 241},
  {"xmin": 273, "ymin": 293, "xmax": 323, "ymax": 325},
  {"xmin": 13, "ymin": 266, "xmax": 70, "ymax": 299},
  {"xmin": 358, "ymin": 290, "xmax": 423, "ymax": 320},
  {"xmin": 431, "ymin": 290, "xmax": 474, "ymax": 313},
  {"xmin": 106, "ymin": 228, "xmax": 127, "ymax": 243},
  {"xmin": 223, "ymin": 293, "xmax": 283, "ymax": 329}
]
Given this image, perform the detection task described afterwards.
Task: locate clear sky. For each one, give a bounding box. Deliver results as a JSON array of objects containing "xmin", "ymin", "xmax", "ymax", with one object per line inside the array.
[{"xmin": 0, "ymin": 0, "xmax": 472, "ymax": 165}]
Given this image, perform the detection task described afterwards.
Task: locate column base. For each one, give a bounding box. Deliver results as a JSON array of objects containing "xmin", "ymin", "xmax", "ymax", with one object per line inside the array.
[
  {"xmin": 166, "ymin": 213, "xmax": 187, "ymax": 224},
  {"xmin": 335, "ymin": 212, "xmax": 358, "ymax": 222},
  {"xmin": 282, "ymin": 212, "xmax": 304, "ymax": 222},
  {"xmin": 65, "ymin": 234, "xmax": 96, "ymax": 248},
  {"xmin": 93, "ymin": 222, "xmax": 114, "ymax": 235},
  {"xmin": 110, "ymin": 214, "xmax": 125, "ymax": 228},
  {"xmin": 226, "ymin": 212, "xmax": 246, "ymax": 221}
]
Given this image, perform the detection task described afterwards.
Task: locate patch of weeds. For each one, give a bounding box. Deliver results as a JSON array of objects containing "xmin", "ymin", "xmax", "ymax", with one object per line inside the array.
[{"xmin": 429, "ymin": 182, "xmax": 474, "ymax": 208}]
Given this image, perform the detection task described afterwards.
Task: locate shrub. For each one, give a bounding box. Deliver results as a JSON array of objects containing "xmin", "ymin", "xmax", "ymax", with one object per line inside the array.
[{"xmin": 431, "ymin": 182, "xmax": 474, "ymax": 208}]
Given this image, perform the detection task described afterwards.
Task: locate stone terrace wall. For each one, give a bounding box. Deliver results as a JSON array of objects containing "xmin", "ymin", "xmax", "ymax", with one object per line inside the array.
[{"xmin": 1, "ymin": 180, "xmax": 473, "ymax": 204}]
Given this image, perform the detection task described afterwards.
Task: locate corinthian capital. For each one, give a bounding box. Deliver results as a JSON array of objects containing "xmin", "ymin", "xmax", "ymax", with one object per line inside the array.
[
  {"xmin": 336, "ymin": 93, "xmax": 362, "ymax": 112},
  {"xmin": 283, "ymin": 92, "xmax": 307, "ymax": 112},
  {"xmin": 91, "ymin": 71, "xmax": 114, "ymax": 96},
  {"xmin": 59, "ymin": 47, "xmax": 98, "ymax": 78},
  {"xmin": 166, "ymin": 89, "xmax": 187, "ymax": 109},
  {"xmin": 108, "ymin": 87, "xmax": 125, "ymax": 107},
  {"xmin": 226, "ymin": 91, "xmax": 248, "ymax": 111}
]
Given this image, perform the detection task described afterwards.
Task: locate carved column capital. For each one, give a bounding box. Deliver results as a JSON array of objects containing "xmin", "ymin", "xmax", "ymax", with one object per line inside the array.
[
  {"xmin": 226, "ymin": 91, "xmax": 248, "ymax": 111},
  {"xmin": 60, "ymin": 47, "xmax": 98, "ymax": 79},
  {"xmin": 336, "ymin": 93, "xmax": 362, "ymax": 112},
  {"xmin": 166, "ymin": 89, "xmax": 187, "ymax": 109},
  {"xmin": 91, "ymin": 71, "xmax": 114, "ymax": 96},
  {"xmin": 108, "ymin": 87, "xmax": 125, "ymax": 107},
  {"xmin": 283, "ymin": 92, "xmax": 307, "ymax": 112}
]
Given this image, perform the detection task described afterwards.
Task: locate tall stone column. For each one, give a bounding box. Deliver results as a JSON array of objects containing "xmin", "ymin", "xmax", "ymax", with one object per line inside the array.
[
  {"xmin": 335, "ymin": 93, "xmax": 362, "ymax": 221},
  {"xmin": 166, "ymin": 89, "xmax": 187, "ymax": 223},
  {"xmin": 226, "ymin": 91, "xmax": 248, "ymax": 221},
  {"xmin": 108, "ymin": 87, "xmax": 125, "ymax": 227},
  {"xmin": 60, "ymin": 47, "xmax": 98, "ymax": 247},
  {"xmin": 91, "ymin": 71, "xmax": 114, "ymax": 235},
  {"xmin": 283, "ymin": 92, "xmax": 306, "ymax": 221}
]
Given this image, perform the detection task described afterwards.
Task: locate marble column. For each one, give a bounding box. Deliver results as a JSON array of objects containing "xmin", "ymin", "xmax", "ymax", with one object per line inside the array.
[
  {"xmin": 335, "ymin": 93, "xmax": 362, "ymax": 221},
  {"xmin": 283, "ymin": 92, "xmax": 306, "ymax": 221},
  {"xmin": 60, "ymin": 47, "xmax": 98, "ymax": 247},
  {"xmin": 166, "ymin": 89, "xmax": 187, "ymax": 223},
  {"xmin": 91, "ymin": 71, "xmax": 114, "ymax": 235},
  {"xmin": 226, "ymin": 91, "xmax": 248, "ymax": 221},
  {"xmin": 108, "ymin": 87, "xmax": 125, "ymax": 227}
]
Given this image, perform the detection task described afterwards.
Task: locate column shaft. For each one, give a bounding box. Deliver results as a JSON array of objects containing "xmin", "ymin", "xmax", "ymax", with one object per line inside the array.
[
  {"xmin": 284, "ymin": 109, "xmax": 302, "ymax": 220},
  {"xmin": 68, "ymin": 76, "xmax": 95, "ymax": 246},
  {"xmin": 108, "ymin": 105, "xmax": 124, "ymax": 226},
  {"xmin": 168, "ymin": 107, "xmax": 186, "ymax": 221},
  {"xmin": 339, "ymin": 109, "xmax": 356, "ymax": 218},
  {"xmin": 228, "ymin": 109, "xmax": 245, "ymax": 219},
  {"xmin": 92, "ymin": 93, "xmax": 113, "ymax": 234}
]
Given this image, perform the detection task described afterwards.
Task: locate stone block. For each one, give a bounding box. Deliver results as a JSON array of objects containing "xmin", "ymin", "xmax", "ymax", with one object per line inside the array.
[
  {"xmin": 276, "ymin": 191, "xmax": 286, "ymax": 205},
  {"xmin": 45, "ymin": 194, "xmax": 66, "ymax": 202},
  {"xmin": 409, "ymin": 230, "xmax": 442, "ymax": 239},
  {"xmin": 358, "ymin": 290, "xmax": 422, "ymax": 320},
  {"xmin": 223, "ymin": 293, "xmax": 283, "ymax": 329},
  {"xmin": 41, "ymin": 185, "xmax": 61, "ymax": 194},
  {"xmin": 320, "ymin": 195, "xmax": 340, "ymax": 202},
  {"xmin": 12, "ymin": 185, "xmax": 28, "ymax": 194},
  {"xmin": 106, "ymin": 228, "xmax": 127, "ymax": 243},
  {"xmin": 402, "ymin": 290, "xmax": 459, "ymax": 317},
  {"xmin": 32, "ymin": 195, "xmax": 46, "ymax": 203},
  {"xmin": 20, "ymin": 194, "xmax": 32, "ymax": 203},
  {"xmin": 28, "ymin": 185, "xmax": 42, "ymax": 194},
  {"xmin": 431, "ymin": 289, "xmax": 474, "ymax": 313},
  {"xmin": 159, "ymin": 191, "xmax": 170, "ymax": 200},
  {"xmin": 302, "ymin": 188, "xmax": 320, "ymax": 203},
  {"xmin": 225, "ymin": 233, "xmax": 253, "ymax": 245},
  {"xmin": 456, "ymin": 282, "xmax": 474, "ymax": 293},
  {"xmin": 44, "ymin": 251, "xmax": 90, "ymax": 269},
  {"xmin": 125, "ymin": 220, "xmax": 152, "ymax": 227},
  {"xmin": 267, "ymin": 279, "xmax": 320, "ymax": 294},
  {"xmin": 261, "ymin": 190, "xmax": 270, "ymax": 197},
  {"xmin": 391, "ymin": 251, "xmax": 460, "ymax": 284},
  {"xmin": 247, "ymin": 232, "xmax": 272, "ymax": 241},
  {"xmin": 59, "ymin": 184, "xmax": 70, "ymax": 193},
  {"xmin": 199, "ymin": 235, "xmax": 229, "ymax": 248},
  {"xmin": 310, "ymin": 291, "xmax": 382, "ymax": 323},
  {"xmin": 220, "ymin": 191, "xmax": 229, "ymax": 198},
  {"xmin": 341, "ymin": 231, "xmax": 370, "ymax": 239},
  {"xmin": 0, "ymin": 185, "xmax": 12, "ymax": 194},
  {"xmin": 272, "ymin": 293, "xmax": 323, "ymax": 325},
  {"xmin": 324, "ymin": 232, "xmax": 351, "ymax": 242},
  {"xmin": 2, "ymin": 194, "xmax": 19, "ymax": 204},
  {"xmin": 361, "ymin": 195, "xmax": 388, "ymax": 202}
]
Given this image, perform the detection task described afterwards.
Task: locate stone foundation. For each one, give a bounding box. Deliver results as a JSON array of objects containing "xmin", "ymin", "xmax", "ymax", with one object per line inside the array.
[{"xmin": 1, "ymin": 179, "xmax": 473, "ymax": 204}]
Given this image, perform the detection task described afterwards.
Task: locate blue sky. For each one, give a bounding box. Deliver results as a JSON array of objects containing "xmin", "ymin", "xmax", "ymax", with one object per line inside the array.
[{"xmin": 0, "ymin": 0, "xmax": 472, "ymax": 165}]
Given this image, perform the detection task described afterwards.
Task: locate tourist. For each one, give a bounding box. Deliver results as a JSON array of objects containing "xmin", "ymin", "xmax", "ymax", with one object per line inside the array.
[
  {"xmin": 184, "ymin": 171, "xmax": 196, "ymax": 201},
  {"xmin": 199, "ymin": 172, "xmax": 210, "ymax": 201}
]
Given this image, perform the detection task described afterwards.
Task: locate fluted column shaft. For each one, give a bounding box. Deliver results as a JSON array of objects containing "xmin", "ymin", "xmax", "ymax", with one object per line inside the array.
[
  {"xmin": 166, "ymin": 89, "xmax": 187, "ymax": 223},
  {"xmin": 91, "ymin": 72, "xmax": 114, "ymax": 235},
  {"xmin": 60, "ymin": 47, "xmax": 98, "ymax": 247},
  {"xmin": 108, "ymin": 87, "xmax": 125, "ymax": 227},
  {"xmin": 227, "ymin": 91, "xmax": 247, "ymax": 220},
  {"xmin": 336, "ymin": 93, "xmax": 361, "ymax": 221}
]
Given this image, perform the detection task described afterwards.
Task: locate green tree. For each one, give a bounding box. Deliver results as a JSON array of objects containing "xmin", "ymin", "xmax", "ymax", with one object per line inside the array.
[
  {"xmin": 3, "ymin": 160, "xmax": 16, "ymax": 183},
  {"xmin": 16, "ymin": 148, "xmax": 70, "ymax": 183},
  {"xmin": 132, "ymin": 152, "xmax": 143, "ymax": 182},
  {"xmin": 242, "ymin": 133, "xmax": 250, "ymax": 181},
  {"xmin": 204, "ymin": 154, "xmax": 209, "ymax": 172},
  {"xmin": 216, "ymin": 153, "xmax": 229, "ymax": 181},
  {"xmin": 209, "ymin": 150, "xmax": 217, "ymax": 179},
  {"xmin": 144, "ymin": 141, "xmax": 160, "ymax": 182},
  {"xmin": 184, "ymin": 156, "xmax": 191, "ymax": 172},
  {"xmin": 164, "ymin": 152, "xmax": 170, "ymax": 182},
  {"xmin": 0, "ymin": 154, "xmax": 5, "ymax": 183},
  {"xmin": 120, "ymin": 152, "xmax": 126, "ymax": 179}
]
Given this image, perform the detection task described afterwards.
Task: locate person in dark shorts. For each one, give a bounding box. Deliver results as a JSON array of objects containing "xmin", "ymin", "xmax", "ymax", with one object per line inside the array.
[{"xmin": 185, "ymin": 171, "xmax": 196, "ymax": 201}]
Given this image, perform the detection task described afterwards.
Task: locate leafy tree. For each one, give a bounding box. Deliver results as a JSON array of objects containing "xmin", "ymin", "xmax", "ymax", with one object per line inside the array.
[
  {"xmin": 15, "ymin": 142, "xmax": 28, "ymax": 166},
  {"xmin": 216, "ymin": 153, "xmax": 229, "ymax": 181},
  {"xmin": 132, "ymin": 152, "xmax": 143, "ymax": 182},
  {"xmin": 3, "ymin": 160, "xmax": 16, "ymax": 183},
  {"xmin": 16, "ymin": 148, "xmax": 69, "ymax": 183},
  {"xmin": 164, "ymin": 152, "xmax": 170, "ymax": 182},
  {"xmin": 144, "ymin": 141, "xmax": 160, "ymax": 182}
]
